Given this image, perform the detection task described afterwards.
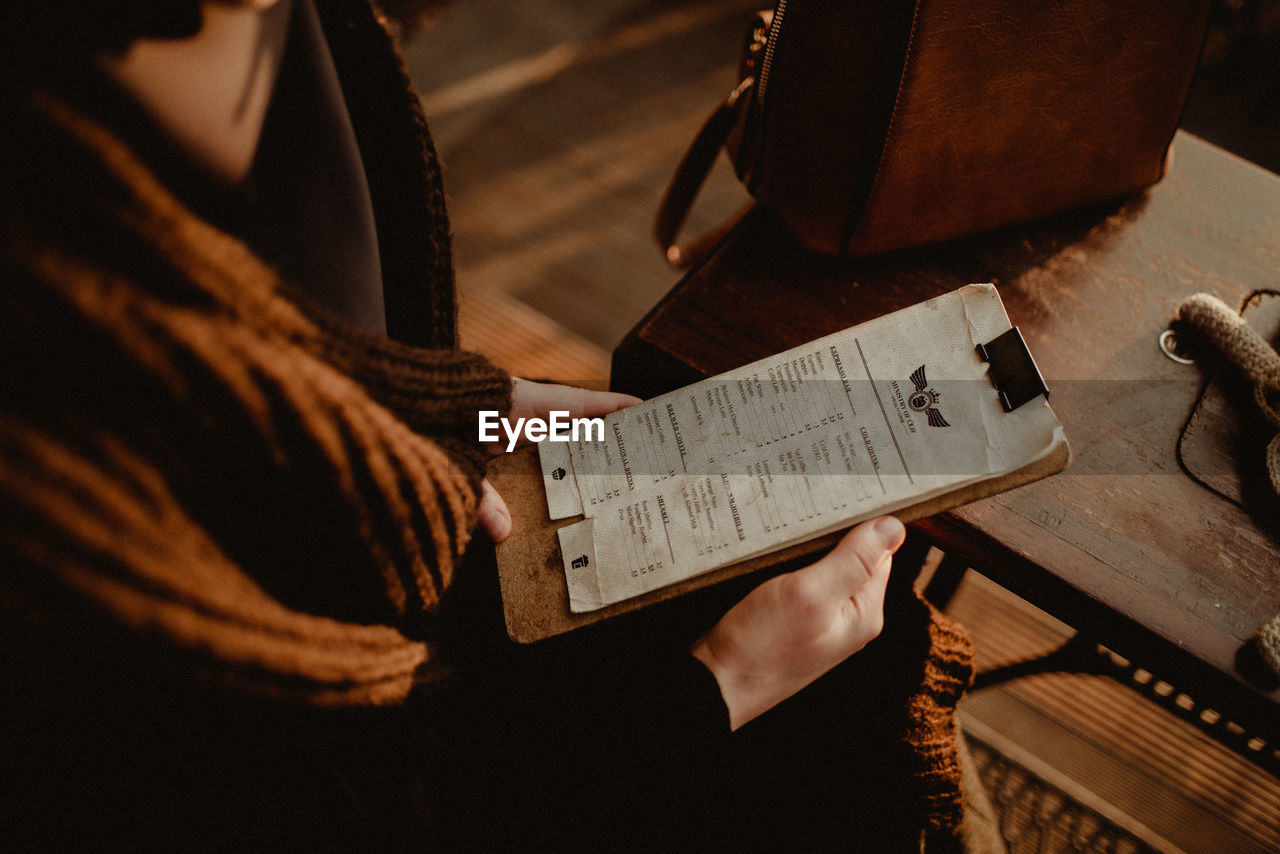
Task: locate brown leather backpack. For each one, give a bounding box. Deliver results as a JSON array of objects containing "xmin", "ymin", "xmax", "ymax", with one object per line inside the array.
[{"xmin": 655, "ymin": 0, "xmax": 1212, "ymax": 267}]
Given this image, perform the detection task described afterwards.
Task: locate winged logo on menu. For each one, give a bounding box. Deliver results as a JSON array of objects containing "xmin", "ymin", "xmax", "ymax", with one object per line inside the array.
[{"xmin": 908, "ymin": 365, "xmax": 950, "ymax": 428}]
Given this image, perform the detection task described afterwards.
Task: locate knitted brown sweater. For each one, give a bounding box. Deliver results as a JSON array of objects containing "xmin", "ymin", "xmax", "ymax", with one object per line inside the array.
[
  {"xmin": 0, "ymin": 1, "xmax": 511, "ymax": 706},
  {"xmin": 0, "ymin": 1, "xmax": 975, "ymax": 846}
]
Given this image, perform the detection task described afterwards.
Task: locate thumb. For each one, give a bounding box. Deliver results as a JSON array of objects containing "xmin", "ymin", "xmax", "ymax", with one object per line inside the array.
[
  {"xmin": 477, "ymin": 479, "xmax": 512, "ymax": 542},
  {"xmin": 814, "ymin": 516, "xmax": 905, "ymax": 598}
]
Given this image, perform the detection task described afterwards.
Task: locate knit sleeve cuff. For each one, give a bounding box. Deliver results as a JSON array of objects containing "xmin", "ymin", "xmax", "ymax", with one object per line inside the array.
[
  {"xmin": 371, "ymin": 347, "xmax": 513, "ymax": 442},
  {"xmin": 383, "ymin": 350, "xmax": 511, "ymax": 482},
  {"xmin": 325, "ymin": 338, "xmax": 513, "ymax": 448},
  {"xmin": 287, "ymin": 291, "xmax": 514, "ymax": 447}
]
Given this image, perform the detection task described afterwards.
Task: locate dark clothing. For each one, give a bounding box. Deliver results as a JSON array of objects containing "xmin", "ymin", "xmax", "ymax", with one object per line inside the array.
[
  {"xmin": 0, "ymin": 0, "xmax": 973, "ymax": 849},
  {"xmin": 242, "ymin": 0, "xmax": 387, "ymax": 336}
]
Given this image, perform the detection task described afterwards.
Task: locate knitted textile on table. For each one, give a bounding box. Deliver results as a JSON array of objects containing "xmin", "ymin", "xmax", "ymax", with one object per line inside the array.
[{"xmin": 1175, "ymin": 292, "xmax": 1280, "ymax": 677}]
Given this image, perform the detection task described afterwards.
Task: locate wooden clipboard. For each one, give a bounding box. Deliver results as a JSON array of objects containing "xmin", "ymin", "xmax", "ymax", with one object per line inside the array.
[{"xmin": 491, "ymin": 439, "xmax": 1069, "ymax": 643}]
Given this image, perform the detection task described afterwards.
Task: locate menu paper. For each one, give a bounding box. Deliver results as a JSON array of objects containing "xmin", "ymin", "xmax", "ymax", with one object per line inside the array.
[{"xmin": 543, "ymin": 284, "xmax": 1065, "ymax": 613}]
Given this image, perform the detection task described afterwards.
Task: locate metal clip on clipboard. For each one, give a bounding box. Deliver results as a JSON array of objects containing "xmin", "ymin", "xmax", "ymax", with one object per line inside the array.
[{"xmin": 977, "ymin": 327, "xmax": 1050, "ymax": 412}]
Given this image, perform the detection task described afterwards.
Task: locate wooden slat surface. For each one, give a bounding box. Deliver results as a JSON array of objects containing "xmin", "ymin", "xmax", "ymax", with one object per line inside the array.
[
  {"xmin": 458, "ymin": 285, "xmax": 611, "ymax": 384},
  {"xmin": 408, "ymin": 0, "xmax": 757, "ymax": 353},
  {"xmin": 952, "ymin": 571, "xmax": 1280, "ymax": 854}
]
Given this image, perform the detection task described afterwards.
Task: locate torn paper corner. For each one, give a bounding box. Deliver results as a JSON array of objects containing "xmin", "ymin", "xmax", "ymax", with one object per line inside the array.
[
  {"xmin": 957, "ymin": 283, "xmax": 1010, "ymax": 350},
  {"xmin": 959, "ymin": 283, "xmax": 1009, "ymax": 470}
]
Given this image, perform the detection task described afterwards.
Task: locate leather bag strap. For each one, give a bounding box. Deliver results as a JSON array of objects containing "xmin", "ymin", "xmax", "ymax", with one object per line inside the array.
[{"xmin": 653, "ymin": 78, "xmax": 754, "ymax": 269}]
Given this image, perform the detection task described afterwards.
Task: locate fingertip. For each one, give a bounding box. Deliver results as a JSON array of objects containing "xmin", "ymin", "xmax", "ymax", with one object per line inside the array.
[
  {"xmin": 478, "ymin": 480, "xmax": 513, "ymax": 542},
  {"xmin": 872, "ymin": 515, "xmax": 906, "ymax": 553},
  {"xmin": 597, "ymin": 390, "xmax": 643, "ymax": 414},
  {"xmin": 483, "ymin": 506, "xmax": 512, "ymax": 542}
]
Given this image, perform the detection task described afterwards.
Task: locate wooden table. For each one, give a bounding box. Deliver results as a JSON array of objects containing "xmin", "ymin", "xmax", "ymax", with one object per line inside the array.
[{"xmin": 611, "ymin": 132, "xmax": 1280, "ymax": 751}]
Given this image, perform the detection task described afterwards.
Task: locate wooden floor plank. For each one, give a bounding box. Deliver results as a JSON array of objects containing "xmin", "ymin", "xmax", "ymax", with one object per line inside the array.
[
  {"xmin": 458, "ymin": 286, "xmax": 611, "ymax": 384},
  {"xmin": 410, "ymin": 0, "xmax": 756, "ymax": 352},
  {"xmin": 952, "ymin": 571, "xmax": 1280, "ymax": 854}
]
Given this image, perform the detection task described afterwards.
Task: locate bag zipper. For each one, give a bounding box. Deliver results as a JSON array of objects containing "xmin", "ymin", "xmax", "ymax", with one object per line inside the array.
[
  {"xmin": 743, "ymin": 0, "xmax": 787, "ymax": 189},
  {"xmin": 754, "ymin": 0, "xmax": 786, "ymax": 110}
]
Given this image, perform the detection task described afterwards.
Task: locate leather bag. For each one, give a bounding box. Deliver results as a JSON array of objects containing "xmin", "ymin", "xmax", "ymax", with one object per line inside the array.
[{"xmin": 655, "ymin": 0, "xmax": 1213, "ymax": 267}]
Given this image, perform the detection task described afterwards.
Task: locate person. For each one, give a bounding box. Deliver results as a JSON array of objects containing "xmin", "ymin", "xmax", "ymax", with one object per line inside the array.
[{"xmin": 0, "ymin": 1, "xmax": 982, "ymax": 849}]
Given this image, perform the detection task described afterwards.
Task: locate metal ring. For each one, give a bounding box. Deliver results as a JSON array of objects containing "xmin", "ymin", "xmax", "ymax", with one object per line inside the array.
[{"xmin": 1159, "ymin": 329, "xmax": 1194, "ymax": 365}]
